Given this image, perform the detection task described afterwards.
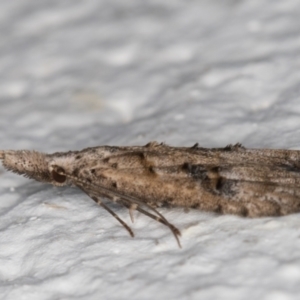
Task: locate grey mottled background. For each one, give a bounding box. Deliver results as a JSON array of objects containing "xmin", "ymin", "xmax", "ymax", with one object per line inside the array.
[{"xmin": 1, "ymin": 1, "xmax": 300, "ymax": 299}]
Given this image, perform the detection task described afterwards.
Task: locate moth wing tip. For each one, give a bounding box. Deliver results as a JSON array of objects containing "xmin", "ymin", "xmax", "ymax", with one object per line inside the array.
[{"xmin": 0, "ymin": 151, "xmax": 5, "ymax": 160}]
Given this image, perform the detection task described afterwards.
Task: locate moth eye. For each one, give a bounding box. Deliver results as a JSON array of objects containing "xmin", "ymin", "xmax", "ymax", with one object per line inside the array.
[{"xmin": 51, "ymin": 168, "xmax": 66, "ymax": 183}]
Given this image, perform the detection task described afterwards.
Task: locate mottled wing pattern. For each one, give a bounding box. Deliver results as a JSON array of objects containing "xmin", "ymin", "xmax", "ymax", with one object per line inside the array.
[
  {"xmin": 3, "ymin": 142, "xmax": 300, "ymax": 246},
  {"xmin": 61, "ymin": 142, "xmax": 300, "ymax": 220}
]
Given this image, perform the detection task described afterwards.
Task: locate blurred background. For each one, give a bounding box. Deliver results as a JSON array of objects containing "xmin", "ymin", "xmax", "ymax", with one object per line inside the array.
[
  {"xmin": 1, "ymin": 1, "xmax": 300, "ymax": 300},
  {"xmin": 1, "ymin": 0, "xmax": 300, "ymax": 152}
]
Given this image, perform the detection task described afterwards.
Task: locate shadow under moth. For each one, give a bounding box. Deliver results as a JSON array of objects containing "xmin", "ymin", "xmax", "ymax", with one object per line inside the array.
[{"xmin": 1, "ymin": 141, "xmax": 300, "ymax": 247}]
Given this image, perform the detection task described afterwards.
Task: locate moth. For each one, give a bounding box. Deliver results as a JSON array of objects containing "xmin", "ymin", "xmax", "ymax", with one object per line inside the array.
[{"xmin": 1, "ymin": 141, "xmax": 300, "ymax": 247}]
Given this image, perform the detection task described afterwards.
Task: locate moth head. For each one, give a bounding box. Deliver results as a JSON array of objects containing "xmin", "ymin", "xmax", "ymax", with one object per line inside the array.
[
  {"xmin": 48, "ymin": 154, "xmax": 78, "ymax": 186},
  {"xmin": 48, "ymin": 164, "xmax": 69, "ymax": 186},
  {"xmin": 0, "ymin": 150, "xmax": 73, "ymax": 187},
  {"xmin": 0, "ymin": 150, "xmax": 53, "ymax": 184}
]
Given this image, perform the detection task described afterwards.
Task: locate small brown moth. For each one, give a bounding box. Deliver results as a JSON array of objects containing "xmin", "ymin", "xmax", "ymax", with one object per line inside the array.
[{"xmin": 1, "ymin": 141, "xmax": 300, "ymax": 247}]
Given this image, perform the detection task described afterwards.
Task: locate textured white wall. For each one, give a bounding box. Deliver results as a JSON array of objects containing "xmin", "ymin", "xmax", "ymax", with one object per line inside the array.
[{"xmin": 1, "ymin": 1, "xmax": 300, "ymax": 299}]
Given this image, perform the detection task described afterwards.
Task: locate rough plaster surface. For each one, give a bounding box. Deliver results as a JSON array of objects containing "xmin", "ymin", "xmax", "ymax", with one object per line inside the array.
[{"xmin": 1, "ymin": 1, "xmax": 300, "ymax": 299}]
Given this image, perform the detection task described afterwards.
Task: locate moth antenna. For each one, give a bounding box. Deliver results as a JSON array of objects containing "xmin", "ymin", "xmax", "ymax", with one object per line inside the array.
[{"xmin": 91, "ymin": 196, "xmax": 134, "ymax": 238}]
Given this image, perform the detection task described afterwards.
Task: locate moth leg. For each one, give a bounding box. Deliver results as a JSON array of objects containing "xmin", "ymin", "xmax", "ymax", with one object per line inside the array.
[
  {"xmin": 63, "ymin": 168, "xmax": 178, "ymax": 234},
  {"xmin": 120, "ymin": 200, "xmax": 181, "ymax": 248},
  {"xmin": 129, "ymin": 203, "xmax": 138, "ymax": 223},
  {"xmin": 135, "ymin": 206, "xmax": 182, "ymax": 248},
  {"xmin": 67, "ymin": 173, "xmax": 181, "ymax": 246},
  {"xmin": 91, "ymin": 196, "xmax": 134, "ymax": 238},
  {"xmin": 75, "ymin": 185, "xmax": 134, "ymax": 238},
  {"xmin": 87, "ymin": 181, "xmax": 182, "ymax": 246},
  {"xmin": 115, "ymin": 193, "xmax": 180, "ymax": 233}
]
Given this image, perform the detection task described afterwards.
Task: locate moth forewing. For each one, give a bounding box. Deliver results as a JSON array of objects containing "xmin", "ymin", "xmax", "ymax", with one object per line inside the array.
[{"xmin": 1, "ymin": 142, "xmax": 300, "ymax": 247}]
